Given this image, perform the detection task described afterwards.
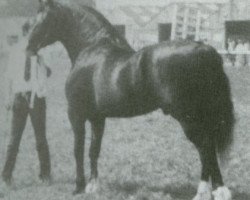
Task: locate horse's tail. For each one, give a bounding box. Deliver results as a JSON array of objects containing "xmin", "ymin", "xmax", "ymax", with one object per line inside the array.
[
  {"xmin": 214, "ymin": 70, "xmax": 235, "ymax": 162},
  {"xmin": 200, "ymin": 46, "xmax": 235, "ymax": 159}
]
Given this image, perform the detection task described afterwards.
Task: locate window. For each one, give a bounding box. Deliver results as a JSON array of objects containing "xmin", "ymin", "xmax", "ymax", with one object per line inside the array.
[{"xmin": 158, "ymin": 23, "xmax": 172, "ymax": 42}]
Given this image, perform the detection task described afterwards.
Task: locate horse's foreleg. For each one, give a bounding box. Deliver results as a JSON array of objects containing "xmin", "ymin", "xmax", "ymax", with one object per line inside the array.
[
  {"xmin": 85, "ymin": 117, "xmax": 105, "ymax": 193},
  {"xmin": 68, "ymin": 107, "xmax": 86, "ymax": 194}
]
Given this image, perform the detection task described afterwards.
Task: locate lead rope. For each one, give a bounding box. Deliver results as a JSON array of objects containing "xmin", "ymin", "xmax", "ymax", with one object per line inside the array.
[{"xmin": 29, "ymin": 56, "xmax": 37, "ymax": 109}]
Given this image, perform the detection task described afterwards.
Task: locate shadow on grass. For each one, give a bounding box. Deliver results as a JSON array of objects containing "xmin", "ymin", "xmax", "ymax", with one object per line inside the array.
[
  {"xmin": 149, "ymin": 184, "xmax": 196, "ymax": 199},
  {"xmin": 108, "ymin": 181, "xmax": 196, "ymax": 199},
  {"xmin": 232, "ymin": 191, "xmax": 250, "ymax": 200},
  {"xmin": 108, "ymin": 180, "xmax": 141, "ymax": 195},
  {"xmin": 108, "ymin": 180, "xmax": 250, "ymax": 200}
]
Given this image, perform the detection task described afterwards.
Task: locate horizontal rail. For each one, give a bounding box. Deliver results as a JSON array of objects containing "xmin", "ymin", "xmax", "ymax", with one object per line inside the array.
[{"xmin": 218, "ymin": 50, "xmax": 250, "ymax": 55}]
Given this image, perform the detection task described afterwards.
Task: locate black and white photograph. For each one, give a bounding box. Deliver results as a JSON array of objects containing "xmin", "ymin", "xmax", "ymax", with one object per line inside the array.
[{"xmin": 0, "ymin": 0, "xmax": 249, "ymax": 199}]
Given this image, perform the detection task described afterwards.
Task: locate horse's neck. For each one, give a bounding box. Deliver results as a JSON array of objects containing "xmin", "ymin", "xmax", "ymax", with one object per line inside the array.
[
  {"xmin": 60, "ymin": 34, "xmax": 106, "ymax": 66},
  {"xmin": 60, "ymin": 28, "xmax": 131, "ymax": 67},
  {"xmin": 60, "ymin": 37, "xmax": 83, "ymax": 65},
  {"xmin": 59, "ymin": 6, "xmax": 134, "ymax": 65}
]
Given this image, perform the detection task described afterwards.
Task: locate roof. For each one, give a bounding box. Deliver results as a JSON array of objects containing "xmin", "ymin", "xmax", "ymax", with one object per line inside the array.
[
  {"xmin": 96, "ymin": 0, "xmax": 228, "ymax": 8},
  {"xmin": 120, "ymin": 6, "xmax": 169, "ymax": 27},
  {"xmin": 116, "ymin": 2, "xmax": 219, "ymax": 27}
]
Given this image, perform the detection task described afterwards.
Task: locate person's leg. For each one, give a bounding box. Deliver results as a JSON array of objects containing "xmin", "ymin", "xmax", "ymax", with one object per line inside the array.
[
  {"xmin": 2, "ymin": 94, "xmax": 29, "ymax": 184},
  {"xmin": 30, "ymin": 96, "xmax": 51, "ymax": 181}
]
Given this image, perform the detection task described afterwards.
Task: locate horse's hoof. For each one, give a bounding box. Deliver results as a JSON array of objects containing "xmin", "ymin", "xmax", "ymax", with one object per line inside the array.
[
  {"xmin": 73, "ymin": 179, "xmax": 85, "ymax": 195},
  {"xmin": 0, "ymin": 178, "xmax": 12, "ymax": 195},
  {"xmin": 193, "ymin": 193, "xmax": 212, "ymax": 200},
  {"xmin": 1, "ymin": 175, "xmax": 12, "ymax": 186},
  {"xmin": 39, "ymin": 174, "xmax": 52, "ymax": 185},
  {"xmin": 193, "ymin": 181, "xmax": 212, "ymax": 200},
  {"xmin": 85, "ymin": 179, "xmax": 99, "ymax": 193},
  {"xmin": 212, "ymin": 186, "xmax": 232, "ymax": 200}
]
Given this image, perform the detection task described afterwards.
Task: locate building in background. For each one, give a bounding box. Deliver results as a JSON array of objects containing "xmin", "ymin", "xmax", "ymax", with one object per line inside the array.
[
  {"xmin": 96, "ymin": 0, "xmax": 228, "ymax": 50},
  {"xmin": 2, "ymin": 0, "xmax": 250, "ymax": 51},
  {"xmin": 222, "ymin": 0, "xmax": 250, "ymax": 49}
]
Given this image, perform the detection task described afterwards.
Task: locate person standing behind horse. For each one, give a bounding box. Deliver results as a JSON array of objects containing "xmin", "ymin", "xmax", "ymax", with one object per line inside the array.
[
  {"xmin": 235, "ymin": 38, "xmax": 247, "ymax": 68},
  {"xmin": 2, "ymin": 21, "xmax": 51, "ymax": 184}
]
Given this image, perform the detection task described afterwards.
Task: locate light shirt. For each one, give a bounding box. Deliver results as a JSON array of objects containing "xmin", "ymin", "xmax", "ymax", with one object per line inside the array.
[
  {"xmin": 228, "ymin": 41, "xmax": 236, "ymax": 52},
  {"xmin": 6, "ymin": 38, "xmax": 32, "ymax": 94},
  {"xmin": 5, "ymin": 38, "xmax": 49, "ymax": 107}
]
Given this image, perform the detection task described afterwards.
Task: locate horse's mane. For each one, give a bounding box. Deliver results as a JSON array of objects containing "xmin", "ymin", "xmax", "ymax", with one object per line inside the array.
[{"xmin": 54, "ymin": 1, "xmax": 133, "ymax": 51}]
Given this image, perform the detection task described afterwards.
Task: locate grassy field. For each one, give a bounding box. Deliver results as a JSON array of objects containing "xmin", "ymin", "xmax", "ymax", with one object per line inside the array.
[{"xmin": 0, "ymin": 50, "xmax": 250, "ymax": 200}]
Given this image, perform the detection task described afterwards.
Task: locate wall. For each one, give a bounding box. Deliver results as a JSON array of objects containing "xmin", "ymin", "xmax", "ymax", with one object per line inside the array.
[{"xmin": 97, "ymin": 1, "xmax": 174, "ymax": 50}]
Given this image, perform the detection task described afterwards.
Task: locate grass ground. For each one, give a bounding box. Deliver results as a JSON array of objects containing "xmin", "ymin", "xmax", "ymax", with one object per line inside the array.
[{"xmin": 0, "ymin": 51, "xmax": 249, "ymax": 200}]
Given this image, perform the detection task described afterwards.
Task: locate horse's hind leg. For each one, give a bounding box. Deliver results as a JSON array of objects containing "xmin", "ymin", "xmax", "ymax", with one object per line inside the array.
[
  {"xmin": 182, "ymin": 123, "xmax": 231, "ymax": 200},
  {"xmin": 196, "ymin": 137, "xmax": 231, "ymax": 200},
  {"xmin": 210, "ymin": 151, "xmax": 232, "ymax": 200},
  {"xmin": 68, "ymin": 106, "xmax": 86, "ymax": 194},
  {"xmin": 193, "ymin": 136, "xmax": 216, "ymax": 200},
  {"xmin": 85, "ymin": 117, "xmax": 105, "ymax": 193},
  {"xmin": 181, "ymin": 125, "xmax": 212, "ymax": 200}
]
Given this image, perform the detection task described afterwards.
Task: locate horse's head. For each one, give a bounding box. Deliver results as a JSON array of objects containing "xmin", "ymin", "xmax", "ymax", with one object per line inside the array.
[{"xmin": 27, "ymin": 0, "xmax": 61, "ymax": 54}]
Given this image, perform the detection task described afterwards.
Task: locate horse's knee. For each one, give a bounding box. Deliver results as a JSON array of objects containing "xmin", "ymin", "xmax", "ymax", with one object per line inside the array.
[
  {"xmin": 89, "ymin": 147, "xmax": 97, "ymax": 159},
  {"xmin": 36, "ymin": 141, "xmax": 49, "ymax": 154}
]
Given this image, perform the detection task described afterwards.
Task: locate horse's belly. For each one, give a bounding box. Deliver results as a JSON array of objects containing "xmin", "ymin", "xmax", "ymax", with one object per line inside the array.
[{"xmin": 97, "ymin": 95, "xmax": 158, "ymax": 117}]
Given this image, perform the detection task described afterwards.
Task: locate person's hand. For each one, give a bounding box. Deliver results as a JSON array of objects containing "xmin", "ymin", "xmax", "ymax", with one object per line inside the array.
[{"xmin": 4, "ymin": 96, "xmax": 13, "ymax": 111}]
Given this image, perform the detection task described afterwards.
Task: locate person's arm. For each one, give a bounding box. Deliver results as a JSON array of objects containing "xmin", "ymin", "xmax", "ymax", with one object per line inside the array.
[
  {"xmin": 37, "ymin": 54, "xmax": 52, "ymax": 77},
  {"xmin": 4, "ymin": 59, "xmax": 14, "ymax": 110}
]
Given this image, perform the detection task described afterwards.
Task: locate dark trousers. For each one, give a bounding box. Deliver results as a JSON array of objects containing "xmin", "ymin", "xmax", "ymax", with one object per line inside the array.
[{"xmin": 2, "ymin": 92, "xmax": 51, "ymax": 182}]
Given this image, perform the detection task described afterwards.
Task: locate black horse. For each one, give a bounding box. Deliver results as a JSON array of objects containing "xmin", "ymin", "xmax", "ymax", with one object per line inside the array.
[{"xmin": 27, "ymin": 1, "xmax": 234, "ymax": 199}]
